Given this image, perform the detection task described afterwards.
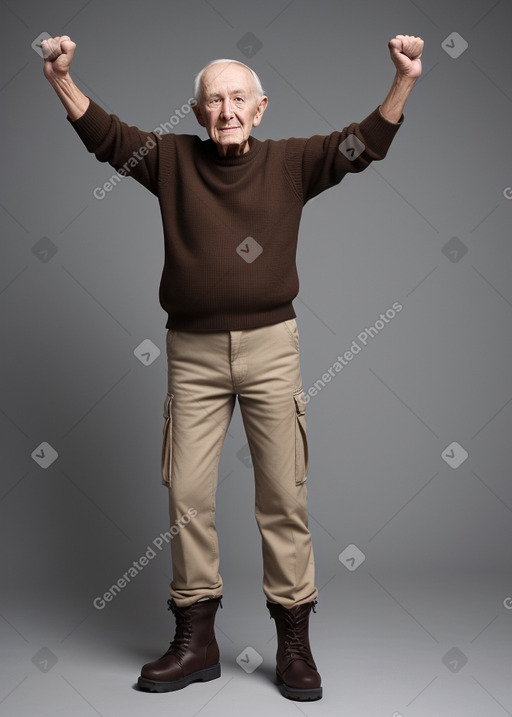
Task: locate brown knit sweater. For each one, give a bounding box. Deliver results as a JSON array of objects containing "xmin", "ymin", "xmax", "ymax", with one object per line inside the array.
[{"xmin": 67, "ymin": 98, "xmax": 402, "ymax": 331}]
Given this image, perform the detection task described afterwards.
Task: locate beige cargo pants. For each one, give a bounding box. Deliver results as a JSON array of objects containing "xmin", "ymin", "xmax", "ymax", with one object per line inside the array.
[{"xmin": 161, "ymin": 317, "xmax": 318, "ymax": 608}]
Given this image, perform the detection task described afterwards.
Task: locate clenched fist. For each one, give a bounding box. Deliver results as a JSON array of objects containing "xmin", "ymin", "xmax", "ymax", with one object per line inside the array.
[
  {"xmin": 388, "ymin": 35, "xmax": 424, "ymax": 79},
  {"xmin": 41, "ymin": 35, "xmax": 76, "ymax": 80}
]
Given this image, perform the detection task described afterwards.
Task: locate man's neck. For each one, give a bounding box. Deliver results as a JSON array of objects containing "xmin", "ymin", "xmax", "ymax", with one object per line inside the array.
[{"xmin": 216, "ymin": 139, "xmax": 250, "ymax": 158}]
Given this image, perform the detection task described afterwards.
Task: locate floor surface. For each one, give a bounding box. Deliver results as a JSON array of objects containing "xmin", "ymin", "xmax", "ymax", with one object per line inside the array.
[{"xmin": 2, "ymin": 573, "xmax": 511, "ymax": 716}]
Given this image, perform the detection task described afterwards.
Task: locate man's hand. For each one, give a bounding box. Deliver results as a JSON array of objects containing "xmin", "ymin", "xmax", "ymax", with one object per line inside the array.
[
  {"xmin": 41, "ymin": 35, "xmax": 89, "ymax": 121},
  {"xmin": 379, "ymin": 35, "xmax": 424, "ymax": 122},
  {"xmin": 41, "ymin": 35, "xmax": 76, "ymax": 81},
  {"xmin": 388, "ymin": 34, "xmax": 424, "ymax": 80}
]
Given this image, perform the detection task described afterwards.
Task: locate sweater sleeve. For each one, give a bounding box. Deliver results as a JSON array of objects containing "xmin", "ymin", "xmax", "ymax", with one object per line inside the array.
[
  {"xmin": 284, "ymin": 106, "xmax": 403, "ymax": 204},
  {"xmin": 66, "ymin": 97, "xmax": 168, "ymax": 196}
]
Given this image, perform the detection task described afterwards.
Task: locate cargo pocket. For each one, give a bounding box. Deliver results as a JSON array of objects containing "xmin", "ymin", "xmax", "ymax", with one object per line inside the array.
[
  {"xmin": 293, "ymin": 388, "xmax": 309, "ymax": 484},
  {"xmin": 161, "ymin": 392, "xmax": 174, "ymax": 487}
]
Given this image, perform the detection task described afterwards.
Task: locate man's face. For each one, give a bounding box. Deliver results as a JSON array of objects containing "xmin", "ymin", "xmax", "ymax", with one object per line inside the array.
[{"xmin": 193, "ymin": 62, "xmax": 268, "ymax": 157}]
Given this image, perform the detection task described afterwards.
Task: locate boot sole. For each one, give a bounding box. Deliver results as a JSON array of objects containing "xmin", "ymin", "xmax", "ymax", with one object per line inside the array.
[
  {"xmin": 138, "ymin": 663, "xmax": 221, "ymax": 692},
  {"xmin": 276, "ymin": 669, "xmax": 322, "ymax": 701}
]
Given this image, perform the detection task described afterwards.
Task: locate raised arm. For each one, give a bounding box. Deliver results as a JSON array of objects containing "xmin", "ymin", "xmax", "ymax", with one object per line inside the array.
[
  {"xmin": 41, "ymin": 35, "xmax": 89, "ymax": 120},
  {"xmin": 379, "ymin": 34, "xmax": 424, "ymax": 123},
  {"xmin": 41, "ymin": 35, "xmax": 168, "ymax": 196}
]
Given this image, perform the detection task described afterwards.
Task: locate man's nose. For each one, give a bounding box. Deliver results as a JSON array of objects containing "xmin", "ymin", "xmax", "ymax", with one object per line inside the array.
[{"xmin": 220, "ymin": 99, "xmax": 234, "ymax": 118}]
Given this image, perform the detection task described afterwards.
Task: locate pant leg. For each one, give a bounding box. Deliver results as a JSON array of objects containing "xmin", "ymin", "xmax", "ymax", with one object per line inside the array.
[
  {"xmin": 163, "ymin": 328, "xmax": 235, "ymax": 608},
  {"xmin": 235, "ymin": 319, "xmax": 318, "ymax": 608}
]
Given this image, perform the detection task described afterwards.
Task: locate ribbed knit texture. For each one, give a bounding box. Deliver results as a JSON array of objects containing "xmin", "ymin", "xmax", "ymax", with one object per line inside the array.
[{"xmin": 67, "ymin": 99, "xmax": 403, "ymax": 331}]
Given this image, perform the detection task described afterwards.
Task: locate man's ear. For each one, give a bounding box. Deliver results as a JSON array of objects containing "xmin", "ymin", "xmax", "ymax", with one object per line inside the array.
[
  {"xmin": 192, "ymin": 102, "xmax": 206, "ymax": 127},
  {"xmin": 252, "ymin": 95, "xmax": 268, "ymax": 127}
]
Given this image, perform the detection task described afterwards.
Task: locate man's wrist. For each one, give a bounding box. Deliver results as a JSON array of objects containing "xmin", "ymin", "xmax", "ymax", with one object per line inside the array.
[
  {"xmin": 46, "ymin": 67, "xmax": 68, "ymax": 83},
  {"xmin": 392, "ymin": 72, "xmax": 418, "ymax": 88},
  {"xmin": 379, "ymin": 73, "xmax": 417, "ymax": 123},
  {"xmin": 48, "ymin": 72, "xmax": 90, "ymax": 120}
]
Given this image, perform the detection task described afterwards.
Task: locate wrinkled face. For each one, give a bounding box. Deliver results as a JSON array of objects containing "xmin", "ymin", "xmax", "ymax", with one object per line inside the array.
[{"xmin": 193, "ymin": 62, "xmax": 268, "ymax": 157}]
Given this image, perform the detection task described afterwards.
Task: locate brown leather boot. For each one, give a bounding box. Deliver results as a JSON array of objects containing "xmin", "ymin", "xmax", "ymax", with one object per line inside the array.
[
  {"xmin": 266, "ymin": 599, "xmax": 322, "ymax": 701},
  {"xmin": 138, "ymin": 596, "xmax": 222, "ymax": 692}
]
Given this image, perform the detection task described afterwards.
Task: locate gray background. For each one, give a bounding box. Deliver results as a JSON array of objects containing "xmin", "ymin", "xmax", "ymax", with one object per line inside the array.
[{"xmin": 1, "ymin": 0, "xmax": 512, "ymax": 715}]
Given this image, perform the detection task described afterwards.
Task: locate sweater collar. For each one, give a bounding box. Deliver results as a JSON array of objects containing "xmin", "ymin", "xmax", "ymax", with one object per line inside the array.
[{"xmin": 203, "ymin": 135, "xmax": 262, "ymax": 164}]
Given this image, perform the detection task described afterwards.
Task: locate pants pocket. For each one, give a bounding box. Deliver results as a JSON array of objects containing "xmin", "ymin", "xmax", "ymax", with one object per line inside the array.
[
  {"xmin": 293, "ymin": 388, "xmax": 309, "ymax": 484},
  {"xmin": 161, "ymin": 392, "xmax": 174, "ymax": 487}
]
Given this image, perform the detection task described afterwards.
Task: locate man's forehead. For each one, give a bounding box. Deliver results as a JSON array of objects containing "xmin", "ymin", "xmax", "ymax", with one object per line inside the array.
[{"xmin": 201, "ymin": 62, "xmax": 255, "ymax": 95}]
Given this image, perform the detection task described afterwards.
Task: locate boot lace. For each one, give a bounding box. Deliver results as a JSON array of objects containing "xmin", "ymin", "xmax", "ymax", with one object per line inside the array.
[
  {"xmin": 281, "ymin": 600, "xmax": 317, "ymax": 664},
  {"xmin": 163, "ymin": 597, "xmax": 222, "ymax": 662},
  {"xmin": 163, "ymin": 598, "xmax": 193, "ymax": 661}
]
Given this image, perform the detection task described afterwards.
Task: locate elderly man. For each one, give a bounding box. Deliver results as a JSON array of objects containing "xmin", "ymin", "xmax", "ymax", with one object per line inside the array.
[{"xmin": 43, "ymin": 33, "xmax": 423, "ymax": 701}]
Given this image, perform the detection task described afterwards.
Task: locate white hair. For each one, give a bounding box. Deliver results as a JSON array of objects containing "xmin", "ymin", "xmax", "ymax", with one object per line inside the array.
[{"xmin": 193, "ymin": 58, "xmax": 265, "ymax": 103}]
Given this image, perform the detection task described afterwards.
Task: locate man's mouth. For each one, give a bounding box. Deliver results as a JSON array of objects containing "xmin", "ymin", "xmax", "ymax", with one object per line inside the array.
[{"xmin": 219, "ymin": 126, "xmax": 240, "ymax": 131}]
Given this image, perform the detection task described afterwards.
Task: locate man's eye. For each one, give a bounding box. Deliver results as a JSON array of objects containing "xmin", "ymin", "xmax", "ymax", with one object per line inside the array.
[{"xmin": 235, "ymin": 97, "xmax": 244, "ymax": 102}]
